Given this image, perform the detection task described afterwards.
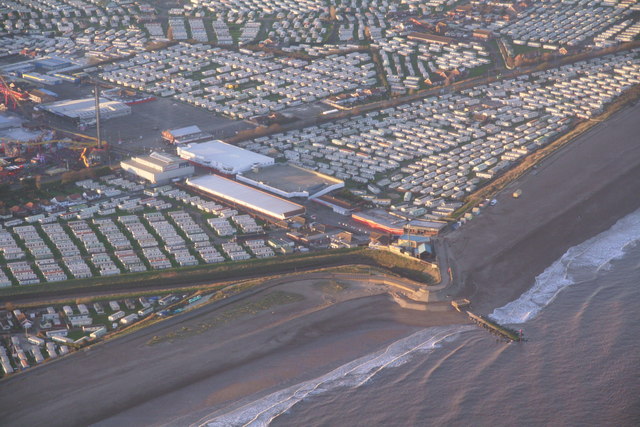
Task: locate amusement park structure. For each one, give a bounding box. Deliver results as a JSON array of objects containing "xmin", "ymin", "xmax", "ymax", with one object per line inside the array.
[
  {"xmin": 1, "ymin": 73, "xmax": 108, "ymax": 168},
  {"xmin": 0, "ymin": 74, "xmax": 29, "ymax": 111}
]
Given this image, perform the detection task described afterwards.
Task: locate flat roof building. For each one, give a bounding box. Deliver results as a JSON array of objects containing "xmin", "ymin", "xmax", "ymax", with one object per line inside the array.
[
  {"xmin": 186, "ymin": 174, "xmax": 305, "ymax": 220},
  {"xmin": 352, "ymin": 209, "xmax": 407, "ymax": 235},
  {"xmin": 237, "ymin": 163, "xmax": 344, "ymax": 199},
  {"xmin": 29, "ymin": 88, "xmax": 58, "ymax": 104},
  {"xmin": 177, "ymin": 140, "xmax": 274, "ymax": 175},
  {"xmin": 161, "ymin": 125, "xmax": 212, "ymax": 145},
  {"xmin": 404, "ymin": 219, "xmax": 448, "ymax": 236},
  {"xmin": 40, "ymin": 97, "xmax": 131, "ymax": 124},
  {"xmin": 121, "ymin": 152, "xmax": 194, "ymax": 184},
  {"xmin": 21, "ymin": 72, "xmax": 62, "ymax": 86},
  {"xmin": 313, "ymin": 194, "xmax": 356, "ymax": 216},
  {"xmin": 34, "ymin": 56, "xmax": 72, "ymax": 71},
  {"xmin": 407, "ymin": 32, "xmax": 455, "ymax": 45}
]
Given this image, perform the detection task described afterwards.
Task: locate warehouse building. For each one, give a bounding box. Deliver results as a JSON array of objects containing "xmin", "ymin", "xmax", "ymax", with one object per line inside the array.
[
  {"xmin": 177, "ymin": 140, "xmax": 274, "ymax": 175},
  {"xmin": 352, "ymin": 209, "xmax": 407, "ymax": 235},
  {"xmin": 161, "ymin": 125, "xmax": 212, "ymax": 145},
  {"xmin": 121, "ymin": 152, "xmax": 194, "ymax": 184},
  {"xmin": 404, "ymin": 219, "xmax": 448, "ymax": 236},
  {"xmin": 34, "ymin": 56, "xmax": 73, "ymax": 72},
  {"xmin": 40, "ymin": 97, "xmax": 131, "ymax": 124},
  {"xmin": 186, "ymin": 175, "xmax": 305, "ymax": 220},
  {"xmin": 237, "ymin": 163, "xmax": 344, "ymax": 199}
]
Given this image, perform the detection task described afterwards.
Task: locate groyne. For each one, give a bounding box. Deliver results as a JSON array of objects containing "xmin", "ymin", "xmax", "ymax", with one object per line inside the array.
[{"xmin": 466, "ymin": 311, "xmax": 523, "ymax": 342}]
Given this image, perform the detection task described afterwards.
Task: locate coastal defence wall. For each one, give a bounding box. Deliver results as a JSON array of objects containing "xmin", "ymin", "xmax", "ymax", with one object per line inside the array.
[
  {"xmin": 313, "ymin": 272, "xmax": 432, "ymax": 302},
  {"xmin": 391, "ymin": 293, "xmax": 452, "ymax": 311}
]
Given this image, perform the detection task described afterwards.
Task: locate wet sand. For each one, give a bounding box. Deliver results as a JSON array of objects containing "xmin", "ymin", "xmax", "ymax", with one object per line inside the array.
[
  {"xmin": 0, "ymin": 280, "xmax": 468, "ymax": 427},
  {"xmin": 445, "ymin": 101, "xmax": 640, "ymax": 313},
  {"xmin": 2, "ymin": 101, "xmax": 640, "ymax": 426}
]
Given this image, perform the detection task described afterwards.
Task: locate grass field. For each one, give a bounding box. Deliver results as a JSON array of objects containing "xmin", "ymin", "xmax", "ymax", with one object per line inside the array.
[{"xmin": 0, "ymin": 247, "xmax": 438, "ymax": 300}]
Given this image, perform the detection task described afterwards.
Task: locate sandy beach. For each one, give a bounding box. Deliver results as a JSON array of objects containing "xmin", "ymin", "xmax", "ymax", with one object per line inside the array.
[
  {"xmin": 445, "ymin": 100, "xmax": 640, "ymax": 313},
  {"xmin": 2, "ymin": 100, "xmax": 640, "ymax": 425},
  {"xmin": 0, "ymin": 278, "xmax": 468, "ymax": 427}
]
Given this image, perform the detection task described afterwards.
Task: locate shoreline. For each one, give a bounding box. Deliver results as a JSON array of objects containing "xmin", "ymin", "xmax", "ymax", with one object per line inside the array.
[
  {"xmin": 0, "ymin": 278, "xmax": 469, "ymax": 427},
  {"xmin": 453, "ymin": 85, "xmax": 640, "ymax": 218},
  {"xmin": 444, "ymin": 100, "xmax": 640, "ymax": 313},
  {"xmin": 2, "ymin": 90, "xmax": 640, "ymax": 427}
]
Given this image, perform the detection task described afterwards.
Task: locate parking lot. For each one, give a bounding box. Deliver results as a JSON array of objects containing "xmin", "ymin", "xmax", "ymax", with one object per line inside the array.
[{"xmin": 44, "ymin": 82, "xmax": 254, "ymax": 156}]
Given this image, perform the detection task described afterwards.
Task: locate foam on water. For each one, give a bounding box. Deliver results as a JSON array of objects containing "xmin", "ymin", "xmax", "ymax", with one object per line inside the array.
[
  {"xmin": 190, "ymin": 209, "xmax": 640, "ymax": 427},
  {"xmin": 193, "ymin": 324, "xmax": 474, "ymax": 427},
  {"xmin": 490, "ymin": 208, "xmax": 640, "ymax": 325}
]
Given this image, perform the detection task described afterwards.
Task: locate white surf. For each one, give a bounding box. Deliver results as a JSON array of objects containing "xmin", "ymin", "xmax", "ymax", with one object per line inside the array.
[
  {"xmin": 193, "ymin": 210, "xmax": 640, "ymax": 427},
  {"xmin": 490, "ymin": 208, "xmax": 640, "ymax": 325},
  {"xmin": 193, "ymin": 325, "xmax": 475, "ymax": 427}
]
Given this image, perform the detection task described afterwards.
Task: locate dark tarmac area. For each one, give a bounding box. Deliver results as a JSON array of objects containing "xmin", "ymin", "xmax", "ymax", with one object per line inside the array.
[{"xmin": 41, "ymin": 82, "xmax": 254, "ymax": 156}]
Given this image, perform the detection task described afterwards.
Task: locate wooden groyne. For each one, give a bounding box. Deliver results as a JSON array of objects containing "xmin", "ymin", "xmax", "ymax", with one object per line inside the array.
[{"xmin": 466, "ymin": 311, "xmax": 523, "ymax": 342}]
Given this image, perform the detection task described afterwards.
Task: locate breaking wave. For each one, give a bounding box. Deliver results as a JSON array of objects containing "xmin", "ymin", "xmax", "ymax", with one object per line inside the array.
[
  {"xmin": 193, "ymin": 325, "xmax": 474, "ymax": 427},
  {"xmin": 192, "ymin": 211, "xmax": 640, "ymax": 427},
  {"xmin": 490, "ymin": 209, "xmax": 640, "ymax": 325}
]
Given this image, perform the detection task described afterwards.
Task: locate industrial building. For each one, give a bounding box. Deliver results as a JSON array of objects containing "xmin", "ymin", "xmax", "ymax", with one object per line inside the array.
[
  {"xmin": 21, "ymin": 72, "xmax": 62, "ymax": 86},
  {"xmin": 186, "ymin": 174, "xmax": 305, "ymax": 220},
  {"xmin": 161, "ymin": 125, "xmax": 211, "ymax": 145},
  {"xmin": 404, "ymin": 219, "xmax": 448, "ymax": 236},
  {"xmin": 33, "ymin": 56, "xmax": 73, "ymax": 71},
  {"xmin": 40, "ymin": 97, "xmax": 131, "ymax": 124},
  {"xmin": 407, "ymin": 32, "xmax": 455, "ymax": 45},
  {"xmin": 120, "ymin": 152, "xmax": 194, "ymax": 184},
  {"xmin": 237, "ymin": 163, "xmax": 344, "ymax": 199},
  {"xmin": 352, "ymin": 209, "xmax": 407, "ymax": 235},
  {"xmin": 177, "ymin": 140, "xmax": 274, "ymax": 175},
  {"xmin": 312, "ymin": 194, "xmax": 356, "ymax": 216},
  {"xmin": 29, "ymin": 88, "xmax": 58, "ymax": 104}
]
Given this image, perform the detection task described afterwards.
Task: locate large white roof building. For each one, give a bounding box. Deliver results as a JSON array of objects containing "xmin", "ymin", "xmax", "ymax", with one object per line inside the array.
[
  {"xmin": 121, "ymin": 152, "xmax": 194, "ymax": 184},
  {"xmin": 237, "ymin": 163, "xmax": 344, "ymax": 199},
  {"xmin": 186, "ymin": 174, "xmax": 305, "ymax": 220},
  {"xmin": 40, "ymin": 97, "xmax": 131, "ymax": 124},
  {"xmin": 176, "ymin": 140, "xmax": 274, "ymax": 175}
]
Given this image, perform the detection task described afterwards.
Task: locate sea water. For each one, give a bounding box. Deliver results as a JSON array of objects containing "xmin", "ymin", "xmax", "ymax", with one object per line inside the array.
[{"xmin": 203, "ymin": 208, "xmax": 640, "ymax": 426}]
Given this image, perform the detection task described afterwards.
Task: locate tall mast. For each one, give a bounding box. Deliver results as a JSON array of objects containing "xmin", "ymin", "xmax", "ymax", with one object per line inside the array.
[{"xmin": 94, "ymin": 84, "xmax": 101, "ymax": 149}]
